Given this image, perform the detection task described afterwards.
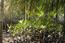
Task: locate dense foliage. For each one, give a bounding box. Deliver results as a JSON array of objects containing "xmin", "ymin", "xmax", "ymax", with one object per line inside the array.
[{"xmin": 5, "ymin": 0, "xmax": 64, "ymax": 36}]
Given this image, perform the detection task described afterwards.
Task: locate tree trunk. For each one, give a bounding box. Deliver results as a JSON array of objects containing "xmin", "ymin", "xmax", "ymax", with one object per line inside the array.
[
  {"xmin": 0, "ymin": 0, "xmax": 4, "ymax": 43},
  {"xmin": 0, "ymin": 22, "xmax": 3, "ymax": 43}
]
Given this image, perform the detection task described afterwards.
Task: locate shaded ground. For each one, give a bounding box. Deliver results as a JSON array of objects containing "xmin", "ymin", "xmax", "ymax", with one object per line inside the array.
[{"xmin": 2, "ymin": 30, "xmax": 65, "ymax": 43}]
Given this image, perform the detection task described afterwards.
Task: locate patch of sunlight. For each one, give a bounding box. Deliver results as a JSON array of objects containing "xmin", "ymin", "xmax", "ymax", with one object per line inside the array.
[
  {"xmin": 19, "ymin": 20, "xmax": 23, "ymax": 23},
  {"xmin": 40, "ymin": 25, "xmax": 46, "ymax": 28}
]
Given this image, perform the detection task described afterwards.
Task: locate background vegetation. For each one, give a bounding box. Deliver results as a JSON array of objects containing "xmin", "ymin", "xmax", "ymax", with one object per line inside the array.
[{"xmin": 1, "ymin": 0, "xmax": 65, "ymax": 43}]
